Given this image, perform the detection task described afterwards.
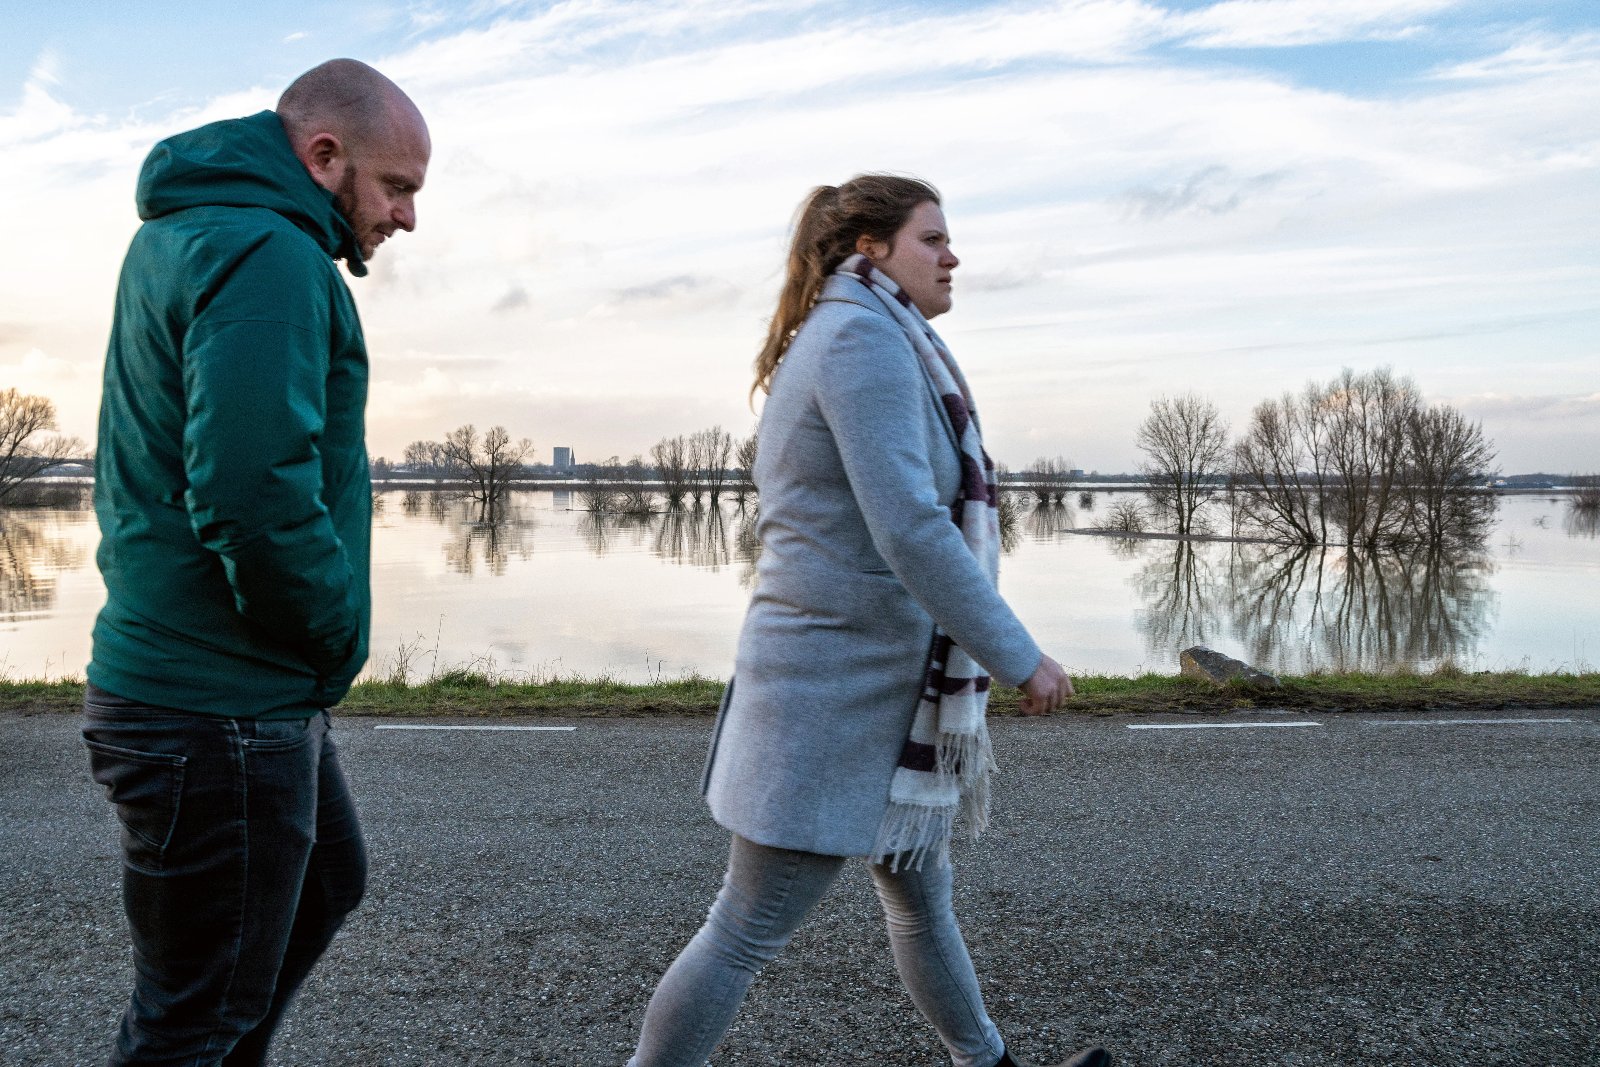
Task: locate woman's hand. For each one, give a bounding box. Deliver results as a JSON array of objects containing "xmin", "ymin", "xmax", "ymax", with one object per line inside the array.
[{"xmin": 1018, "ymin": 654, "xmax": 1074, "ymax": 716}]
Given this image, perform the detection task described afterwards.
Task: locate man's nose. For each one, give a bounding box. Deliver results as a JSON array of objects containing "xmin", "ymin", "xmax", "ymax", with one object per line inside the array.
[{"xmin": 394, "ymin": 201, "xmax": 417, "ymax": 232}]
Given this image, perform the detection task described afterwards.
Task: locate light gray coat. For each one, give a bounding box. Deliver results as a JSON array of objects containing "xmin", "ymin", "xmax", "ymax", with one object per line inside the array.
[{"xmin": 702, "ymin": 275, "xmax": 1042, "ymax": 857}]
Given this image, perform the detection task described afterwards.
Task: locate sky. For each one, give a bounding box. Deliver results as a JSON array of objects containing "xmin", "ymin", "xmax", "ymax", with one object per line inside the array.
[{"xmin": 2, "ymin": 0, "xmax": 1596, "ymax": 474}]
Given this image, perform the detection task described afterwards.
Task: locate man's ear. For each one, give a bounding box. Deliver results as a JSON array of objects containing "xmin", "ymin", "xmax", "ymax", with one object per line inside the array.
[
  {"xmin": 855, "ymin": 234, "xmax": 886, "ymax": 261},
  {"xmin": 300, "ymin": 132, "xmax": 347, "ymax": 191}
]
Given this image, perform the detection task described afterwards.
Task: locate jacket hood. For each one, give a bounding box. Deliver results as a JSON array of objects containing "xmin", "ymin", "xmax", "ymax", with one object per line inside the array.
[{"xmin": 135, "ymin": 110, "xmax": 367, "ymax": 277}]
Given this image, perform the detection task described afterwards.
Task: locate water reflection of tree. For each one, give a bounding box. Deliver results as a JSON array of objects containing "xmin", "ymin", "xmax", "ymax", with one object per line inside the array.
[
  {"xmin": 578, "ymin": 511, "xmax": 653, "ymax": 557},
  {"xmin": 1134, "ymin": 540, "xmax": 1496, "ymax": 673},
  {"xmin": 653, "ymin": 503, "xmax": 731, "ymax": 571},
  {"xmin": 1025, "ymin": 500, "xmax": 1074, "ymax": 543},
  {"xmin": 734, "ymin": 503, "xmax": 761, "ymax": 588},
  {"xmin": 0, "ymin": 515, "xmax": 87, "ymax": 620},
  {"xmin": 1132, "ymin": 542, "xmax": 1226, "ymax": 655},
  {"xmin": 444, "ymin": 518, "xmax": 536, "ymax": 577},
  {"xmin": 431, "ymin": 493, "xmax": 537, "ymax": 577},
  {"xmin": 1565, "ymin": 507, "xmax": 1598, "ymax": 539}
]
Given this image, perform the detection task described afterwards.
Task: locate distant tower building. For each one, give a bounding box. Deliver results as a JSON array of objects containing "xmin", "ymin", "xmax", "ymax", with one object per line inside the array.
[{"xmin": 553, "ymin": 446, "xmax": 575, "ymax": 470}]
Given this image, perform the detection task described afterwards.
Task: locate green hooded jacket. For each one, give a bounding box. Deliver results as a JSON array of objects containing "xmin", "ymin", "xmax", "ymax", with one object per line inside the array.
[{"xmin": 90, "ymin": 110, "xmax": 372, "ymax": 718}]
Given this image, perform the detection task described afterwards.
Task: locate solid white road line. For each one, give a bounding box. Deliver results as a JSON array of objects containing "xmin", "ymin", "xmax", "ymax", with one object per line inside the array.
[
  {"xmin": 1125, "ymin": 721, "xmax": 1322, "ymax": 730},
  {"xmin": 1359, "ymin": 717, "xmax": 1576, "ymax": 726},
  {"xmin": 374, "ymin": 724, "xmax": 577, "ymax": 732}
]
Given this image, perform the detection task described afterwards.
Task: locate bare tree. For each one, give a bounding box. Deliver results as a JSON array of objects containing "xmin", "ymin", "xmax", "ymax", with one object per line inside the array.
[
  {"xmin": 580, "ymin": 455, "xmax": 622, "ymax": 513},
  {"xmin": 0, "ymin": 389, "xmax": 85, "ymax": 506},
  {"xmin": 651, "ymin": 434, "xmax": 691, "ymax": 507},
  {"xmin": 1569, "ymin": 474, "xmax": 1600, "ymax": 512},
  {"xmin": 1232, "ymin": 386, "xmax": 1330, "ymax": 545},
  {"xmin": 1105, "ymin": 498, "xmax": 1146, "ymax": 533},
  {"xmin": 620, "ymin": 455, "xmax": 655, "ymax": 515},
  {"xmin": 402, "ymin": 439, "xmax": 449, "ymax": 482},
  {"xmin": 1232, "ymin": 368, "xmax": 1497, "ymax": 551},
  {"xmin": 1025, "ymin": 456, "xmax": 1075, "ymax": 505},
  {"xmin": 694, "ymin": 426, "xmax": 734, "ymax": 503},
  {"xmin": 684, "ymin": 431, "xmax": 709, "ymax": 504},
  {"xmin": 732, "ymin": 425, "xmax": 759, "ymax": 506},
  {"xmin": 1401, "ymin": 405, "xmax": 1497, "ymax": 550},
  {"xmin": 1321, "ymin": 367, "xmax": 1416, "ymax": 550},
  {"xmin": 437, "ymin": 424, "xmax": 533, "ymax": 522},
  {"xmin": 1135, "ymin": 394, "xmax": 1228, "ymax": 537}
]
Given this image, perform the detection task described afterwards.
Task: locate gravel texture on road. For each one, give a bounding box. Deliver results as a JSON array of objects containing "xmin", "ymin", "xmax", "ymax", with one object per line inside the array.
[{"xmin": 3, "ymin": 709, "xmax": 1596, "ymax": 1066}]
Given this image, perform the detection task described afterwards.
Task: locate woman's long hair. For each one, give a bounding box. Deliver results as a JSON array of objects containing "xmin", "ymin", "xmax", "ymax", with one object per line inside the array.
[{"xmin": 752, "ymin": 174, "xmax": 940, "ymax": 398}]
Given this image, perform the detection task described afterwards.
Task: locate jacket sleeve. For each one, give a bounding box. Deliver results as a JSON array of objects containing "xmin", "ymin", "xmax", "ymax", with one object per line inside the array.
[
  {"xmin": 815, "ymin": 312, "xmax": 1042, "ymax": 687},
  {"xmin": 180, "ymin": 234, "xmax": 358, "ymax": 677}
]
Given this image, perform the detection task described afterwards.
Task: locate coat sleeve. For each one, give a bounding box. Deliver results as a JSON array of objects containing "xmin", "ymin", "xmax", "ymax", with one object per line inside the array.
[
  {"xmin": 179, "ymin": 233, "xmax": 358, "ymax": 677},
  {"xmin": 815, "ymin": 312, "xmax": 1042, "ymax": 687}
]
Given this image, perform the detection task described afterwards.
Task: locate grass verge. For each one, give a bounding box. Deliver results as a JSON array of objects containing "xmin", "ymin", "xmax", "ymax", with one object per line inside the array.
[{"xmin": 4, "ymin": 669, "xmax": 1598, "ymax": 718}]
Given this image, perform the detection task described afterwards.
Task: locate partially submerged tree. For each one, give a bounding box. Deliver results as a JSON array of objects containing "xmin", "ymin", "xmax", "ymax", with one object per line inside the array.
[
  {"xmin": 1025, "ymin": 456, "xmax": 1075, "ymax": 505},
  {"xmin": 1136, "ymin": 394, "xmax": 1228, "ymax": 537},
  {"xmin": 619, "ymin": 455, "xmax": 654, "ymax": 515},
  {"xmin": 651, "ymin": 434, "xmax": 691, "ymax": 507},
  {"xmin": 1570, "ymin": 474, "xmax": 1600, "ymax": 512},
  {"xmin": 435, "ymin": 424, "xmax": 534, "ymax": 522},
  {"xmin": 693, "ymin": 425, "xmax": 734, "ymax": 503},
  {"xmin": 1231, "ymin": 368, "xmax": 1496, "ymax": 550},
  {"xmin": 1320, "ymin": 367, "xmax": 1415, "ymax": 550},
  {"xmin": 0, "ymin": 389, "xmax": 85, "ymax": 506},
  {"xmin": 1401, "ymin": 404, "xmax": 1496, "ymax": 550},
  {"xmin": 731, "ymin": 425, "xmax": 759, "ymax": 507},
  {"xmin": 1232, "ymin": 383, "xmax": 1334, "ymax": 546}
]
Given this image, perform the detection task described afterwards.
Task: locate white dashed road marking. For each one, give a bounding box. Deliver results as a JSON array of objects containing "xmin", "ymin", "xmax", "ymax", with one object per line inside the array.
[
  {"xmin": 375, "ymin": 724, "xmax": 577, "ymax": 732},
  {"xmin": 1124, "ymin": 716, "xmax": 1579, "ymax": 732},
  {"xmin": 1126, "ymin": 722, "xmax": 1322, "ymax": 730},
  {"xmin": 1358, "ymin": 717, "xmax": 1575, "ymax": 727}
]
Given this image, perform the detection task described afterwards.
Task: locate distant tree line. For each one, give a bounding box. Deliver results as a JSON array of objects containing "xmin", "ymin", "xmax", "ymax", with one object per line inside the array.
[{"xmin": 389, "ymin": 421, "xmax": 760, "ymax": 520}]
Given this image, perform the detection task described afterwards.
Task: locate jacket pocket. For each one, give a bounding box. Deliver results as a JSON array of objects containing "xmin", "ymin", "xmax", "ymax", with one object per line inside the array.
[{"xmin": 83, "ymin": 739, "xmax": 187, "ymax": 873}]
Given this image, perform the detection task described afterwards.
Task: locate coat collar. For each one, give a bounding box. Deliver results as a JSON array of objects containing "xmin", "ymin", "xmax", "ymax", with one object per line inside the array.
[{"xmin": 814, "ymin": 273, "xmax": 961, "ymax": 453}]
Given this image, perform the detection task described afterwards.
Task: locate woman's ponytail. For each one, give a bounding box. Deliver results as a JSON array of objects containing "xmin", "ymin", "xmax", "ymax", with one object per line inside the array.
[{"xmin": 751, "ymin": 175, "xmax": 939, "ymax": 400}]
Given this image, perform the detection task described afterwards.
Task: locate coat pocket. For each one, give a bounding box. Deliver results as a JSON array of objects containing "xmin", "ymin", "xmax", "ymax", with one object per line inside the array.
[{"xmin": 83, "ymin": 739, "xmax": 187, "ymax": 873}]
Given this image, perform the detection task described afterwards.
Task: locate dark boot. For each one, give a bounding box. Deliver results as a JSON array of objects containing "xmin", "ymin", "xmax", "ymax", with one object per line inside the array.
[{"xmin": 996, "ymin": 1046, "xmax": 1112, "ymax": 1067}]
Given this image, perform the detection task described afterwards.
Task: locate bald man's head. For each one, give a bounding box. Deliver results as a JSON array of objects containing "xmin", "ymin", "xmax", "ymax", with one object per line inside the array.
[
  {"xmin": 278, "ymin": 59, "xmax": 422, "ymax": 151},
  {"xmin": 278, "ymin": 59, "xmax": 431, "ymax": 265}
]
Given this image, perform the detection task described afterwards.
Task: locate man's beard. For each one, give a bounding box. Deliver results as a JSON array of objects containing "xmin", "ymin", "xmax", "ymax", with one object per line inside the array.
[{"xmin": 333, "ymin": 166, "xmax": 367, "ymax": 256}]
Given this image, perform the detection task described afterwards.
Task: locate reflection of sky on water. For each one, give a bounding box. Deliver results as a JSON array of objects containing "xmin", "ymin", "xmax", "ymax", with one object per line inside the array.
[
  {"xmin": 0, "ymin": 505, "xmax": 97, "ymax": 678},
  {"xmin": 1, "ymin": 490, "xmax": 1595, "ymax": 681}
]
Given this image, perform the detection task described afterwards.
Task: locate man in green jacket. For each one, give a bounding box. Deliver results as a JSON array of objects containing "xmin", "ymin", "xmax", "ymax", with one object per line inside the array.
[{"xmin": 83, "ymin": 59, "xmax": 429, "ymax": 1065}]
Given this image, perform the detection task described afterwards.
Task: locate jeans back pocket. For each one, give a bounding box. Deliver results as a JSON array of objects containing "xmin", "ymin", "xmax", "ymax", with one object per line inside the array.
[{"xmin": 83, "ymin": 739, "xmax": 187, "ymax": 873}]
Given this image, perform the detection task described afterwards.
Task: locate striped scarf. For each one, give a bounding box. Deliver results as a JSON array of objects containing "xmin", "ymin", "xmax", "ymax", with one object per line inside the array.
[{"xmin": 836, "ymin": 253, "xmax": 1002, "ymax": 871}]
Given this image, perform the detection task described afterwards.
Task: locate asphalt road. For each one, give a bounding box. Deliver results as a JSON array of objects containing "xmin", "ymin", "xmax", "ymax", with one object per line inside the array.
[{"xmin": 2, "ymin": 708, "xmax": 1596, "ymax": 1066}]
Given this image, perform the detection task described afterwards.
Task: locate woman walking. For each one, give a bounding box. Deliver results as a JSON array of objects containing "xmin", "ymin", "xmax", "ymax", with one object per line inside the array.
[{"xmin": 628, "ymin": 175, "xmax": 1108, "ymax": 1067}]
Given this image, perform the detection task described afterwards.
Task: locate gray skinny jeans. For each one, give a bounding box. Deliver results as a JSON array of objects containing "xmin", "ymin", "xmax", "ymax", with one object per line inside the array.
[{"xmin": 629, "ymin": 834, "xmax": 1005, "ymax": 1067}]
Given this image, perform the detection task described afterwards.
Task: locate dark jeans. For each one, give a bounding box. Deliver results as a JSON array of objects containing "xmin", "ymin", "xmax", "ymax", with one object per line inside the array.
[{"xmin": 82, "ymin": 686, "xmax": 368, "ymax": 1067}]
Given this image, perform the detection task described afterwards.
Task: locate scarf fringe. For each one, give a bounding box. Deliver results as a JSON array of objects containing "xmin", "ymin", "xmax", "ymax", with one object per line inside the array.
[
  {"xmin": 871, "ymin": 801, "xmax": 955, "ymax": 872},
  {"xmin": 874, "ymin": 723, "xmax": 998, "ymax": 870}
]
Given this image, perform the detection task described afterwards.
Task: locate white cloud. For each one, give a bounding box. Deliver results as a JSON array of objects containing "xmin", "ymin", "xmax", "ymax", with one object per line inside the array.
[
  {"xmin": 1168, "ymin": 0, "xmax": 1463, "ymax": 49},
  {"xmin": 1428, "ymin": 30, "xmax": 1600, "ymax": 80}
]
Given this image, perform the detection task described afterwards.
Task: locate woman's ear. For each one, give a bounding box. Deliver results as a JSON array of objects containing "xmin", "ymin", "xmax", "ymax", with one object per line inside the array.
[{"xmin": 855, "ymin": 234, "xmax": 886, "ymax": 261}]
